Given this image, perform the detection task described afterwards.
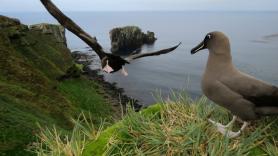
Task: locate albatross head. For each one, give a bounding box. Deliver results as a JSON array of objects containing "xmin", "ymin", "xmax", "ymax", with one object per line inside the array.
[{"xmin": 191, "ymin": 31, "xmax": 231, "ymax": 55}]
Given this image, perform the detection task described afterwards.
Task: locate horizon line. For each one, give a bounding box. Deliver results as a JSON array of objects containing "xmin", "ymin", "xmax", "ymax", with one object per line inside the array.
[{"xmin": 1, "ymin": 10, "xmax": 278, "ymax": 13}]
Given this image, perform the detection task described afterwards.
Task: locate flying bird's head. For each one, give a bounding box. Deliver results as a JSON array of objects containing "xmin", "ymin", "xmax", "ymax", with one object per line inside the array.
[
  {"xmin": 191, "ymin": 31, "xmax": 231, "ymax": 55},
  {"xmin": 101, "ymin": 54, "xmax": 129, "ymax": 76}
]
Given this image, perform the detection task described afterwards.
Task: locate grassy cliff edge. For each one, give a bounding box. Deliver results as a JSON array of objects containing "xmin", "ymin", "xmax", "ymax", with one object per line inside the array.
[{"xmin": 0, "ymin": 15, "xmax": 120, "ymax": 155}]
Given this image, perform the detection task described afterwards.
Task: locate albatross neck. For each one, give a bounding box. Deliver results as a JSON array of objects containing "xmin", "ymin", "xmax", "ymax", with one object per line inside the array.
[{"xmin": 206, "ymin": 49, "xmax": 235, "ymax": 74}]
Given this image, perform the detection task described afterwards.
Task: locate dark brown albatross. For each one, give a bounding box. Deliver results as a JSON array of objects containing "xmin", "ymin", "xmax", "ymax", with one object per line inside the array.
[
  {"xmin": 191, "ymin": 31, "xmax": 278, "ymax": 138},
  {"xmin": 40, "ymin": 0, "xmax": 181, "ymax": 76}
]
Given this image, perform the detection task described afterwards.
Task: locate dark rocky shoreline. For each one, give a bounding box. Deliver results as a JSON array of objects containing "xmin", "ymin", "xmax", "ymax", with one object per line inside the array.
[{"xmin": 71, "ymin": 50, "xmax": 142, "ymax": 112}]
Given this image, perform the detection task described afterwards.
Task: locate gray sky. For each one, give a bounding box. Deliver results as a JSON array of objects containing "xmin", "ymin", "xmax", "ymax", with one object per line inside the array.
[{"xmin": 1, "ymin": 0, "xmax": 278, "ymax": 12}]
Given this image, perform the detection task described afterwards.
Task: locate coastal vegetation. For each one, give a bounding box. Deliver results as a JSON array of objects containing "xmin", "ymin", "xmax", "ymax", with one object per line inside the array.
[{"xmin": 33, "ymin": 93, "xmax": 278, "ymax": 156}]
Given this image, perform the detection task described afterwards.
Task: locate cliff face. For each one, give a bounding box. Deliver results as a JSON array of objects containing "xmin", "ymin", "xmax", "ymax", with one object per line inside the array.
[
  {"xmin": 0, "ymin": 15, "xmax": 118, "ymax": 155},
  {"xmin": 0, "ymin": 15, "xmax": 73, "ymax": 154},
  {"xmin": 29, "ymin": 23, "xmax": 67, "ymax": 45}
]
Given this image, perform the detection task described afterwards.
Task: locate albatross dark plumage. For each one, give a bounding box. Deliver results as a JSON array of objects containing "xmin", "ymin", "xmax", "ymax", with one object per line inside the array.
[
  {"xmin": 191, "ymin": 31, "xmax": 278, "ymax": 138},
  {"xmin": 101, "ymin": 42, "xmax": 181, "ymax": 76},
  {"xmin": 40, "ymin": 0, "xmax": 181, "ymax": 76}
]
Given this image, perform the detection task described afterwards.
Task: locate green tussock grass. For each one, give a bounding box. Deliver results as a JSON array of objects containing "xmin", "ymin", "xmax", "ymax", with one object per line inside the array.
[
  {"xmin": 82, "ymin": 93, "xmax": 278, "ymax": 156},
  {"xmin": 28, "ymin": 113, "xmax": 105, "ymax": 156},
  {"xmin": 33, "ymin": 92, "xmax": 278, "ymax": 156}
]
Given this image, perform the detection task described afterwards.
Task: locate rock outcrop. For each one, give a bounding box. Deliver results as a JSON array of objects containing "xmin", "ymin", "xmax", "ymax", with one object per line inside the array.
[
  {"xmin": 30, "ymin": 23, "xmax": 67, "ymax": 45},
  {"xmin": 0, "ymin": 15, "xmax": 29, "ymax": 40},
  {"xmin": 0, "ymin": 15, "xmax": 21, "ymax": 28},
  {"xmin": 0, "ymin": 16, "xmax": 67, "ymax": 46},
  {"xmin": 109, "ymin": 26, "xmax": 157, "ymax": 54}
]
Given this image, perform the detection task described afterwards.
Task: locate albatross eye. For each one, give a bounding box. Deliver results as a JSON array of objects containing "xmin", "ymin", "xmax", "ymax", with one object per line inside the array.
[{"xmin": 206, "ymin": 34, "xmax": 212, "ymax": 40}]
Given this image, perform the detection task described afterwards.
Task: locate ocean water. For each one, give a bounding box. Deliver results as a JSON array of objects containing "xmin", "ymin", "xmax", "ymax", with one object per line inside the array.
[{"xmin": 2, "ymin": 11, "xmax": 278, "ymax": 106}]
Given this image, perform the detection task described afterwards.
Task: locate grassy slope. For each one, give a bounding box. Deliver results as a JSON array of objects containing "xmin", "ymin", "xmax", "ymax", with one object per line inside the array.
[
  {"xmin": 58, "ymin": 78, "xmax": 115, "ymax": 125},
  {"xmin": 0, "ymin": 16, "xmax": 117, "ymax": 155},
  {"xmin": 83, "ymin": 96, "xmax": 278, "ymax": 156}
]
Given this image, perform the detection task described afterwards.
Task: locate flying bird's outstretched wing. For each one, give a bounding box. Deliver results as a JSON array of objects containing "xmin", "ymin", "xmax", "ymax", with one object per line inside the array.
[
  {"xmin": 40, "ymin": 0, "xmax": 181, "ymax": 74},
  {"xmin": 40, "ymin": 0, "xmax": 107, "ymax": 59},
  {"xmin": 125, "ymin": 42, "xmax": 181, "ymax": 62}
]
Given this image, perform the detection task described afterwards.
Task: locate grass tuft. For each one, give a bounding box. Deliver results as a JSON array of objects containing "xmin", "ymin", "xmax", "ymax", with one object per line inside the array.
[{"xmin": 28, "ymin": 113, "xmax": 104, "ymax": 156}]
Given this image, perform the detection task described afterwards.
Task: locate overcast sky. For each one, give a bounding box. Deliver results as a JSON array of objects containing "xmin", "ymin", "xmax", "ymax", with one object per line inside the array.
[{"xmin": 1, "ymin": 0, "xmax": 278, "ymax": 12}]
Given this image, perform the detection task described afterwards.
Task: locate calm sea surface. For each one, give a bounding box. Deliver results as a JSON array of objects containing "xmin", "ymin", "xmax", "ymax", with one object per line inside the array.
[{"xmin": 3, "ymin": 11, "xmax": 278, "ymax": 106}]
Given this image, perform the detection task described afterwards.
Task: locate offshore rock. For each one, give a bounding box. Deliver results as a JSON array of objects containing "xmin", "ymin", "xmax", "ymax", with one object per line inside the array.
[{"xmin": 109, "ymin": 26, "xmax": 157, "ymax": 54}]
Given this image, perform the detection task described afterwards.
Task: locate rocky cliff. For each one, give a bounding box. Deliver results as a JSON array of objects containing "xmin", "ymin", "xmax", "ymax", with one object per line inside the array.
[
  {"xmin": 0, "ymin": 15, "xmax": 73, "ymax": 155},
  {"xmin": 29, "ymin": 23, "xmax": 67, "ymax": 45}
]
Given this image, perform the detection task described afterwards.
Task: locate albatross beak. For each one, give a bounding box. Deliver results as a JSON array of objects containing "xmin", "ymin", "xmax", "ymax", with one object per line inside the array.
[{"xmin": 191, "ymin": 40, "xmax": 206, "ymax": 55}]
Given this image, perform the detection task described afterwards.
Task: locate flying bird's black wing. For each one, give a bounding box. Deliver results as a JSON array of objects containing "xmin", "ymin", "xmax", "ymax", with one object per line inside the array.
[
  {"xmin": 125, "ymin": 42, "xmax": 181, "ymax": 62},
  {"xmin": 40, "ymin": 0, "xmax": 107, "ymax": 59}
]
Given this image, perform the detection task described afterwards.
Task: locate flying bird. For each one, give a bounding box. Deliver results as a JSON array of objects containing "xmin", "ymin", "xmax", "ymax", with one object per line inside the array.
[
  {"xmin": 40, "ymin": 0, "xmax": 181, "ymax": 76},
  {"xmin": 101, "ymin": 42, "xmax": 181, "ymax": 76},
  {"xmin": 191, "ymin": 31, "xmax": 278, "ymax": 138}
]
